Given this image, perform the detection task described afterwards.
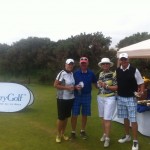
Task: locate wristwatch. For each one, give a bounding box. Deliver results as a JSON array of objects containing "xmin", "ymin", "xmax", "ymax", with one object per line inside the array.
[{"xmin": 106, "ymin": 85, "xmax": 109, "ymax": 89}]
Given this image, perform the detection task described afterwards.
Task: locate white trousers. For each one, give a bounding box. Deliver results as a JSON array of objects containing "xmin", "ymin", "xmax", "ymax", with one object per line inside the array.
[{"xmin": 97, "ymin": 95, "xmax": 116, "ymax": 120}]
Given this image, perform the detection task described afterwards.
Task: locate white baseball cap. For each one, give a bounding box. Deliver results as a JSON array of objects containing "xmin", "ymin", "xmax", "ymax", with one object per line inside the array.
[
  {"xmin": 119, "ymin": 53, "xmax": 128, "ymax": 59},
  {"xmin": 66, "ymin": 59, "xmax": 74, "ymax": 64},
  {"xmin": 98, "ymin": 58, "xmax": 113, "ymax": 67}
]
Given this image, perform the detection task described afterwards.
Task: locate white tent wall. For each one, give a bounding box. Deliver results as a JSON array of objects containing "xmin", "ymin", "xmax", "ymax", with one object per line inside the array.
[{"xmin": 117, "ymin": 39, "xmax": 150, "ymax": 58}]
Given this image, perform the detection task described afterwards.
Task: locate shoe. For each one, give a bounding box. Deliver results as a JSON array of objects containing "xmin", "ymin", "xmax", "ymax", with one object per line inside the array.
[
  {"xmin": 80, "ymin": 131, "xmax": 88, "ymax": 140},
  {"xmin": 56, "ymin": 135, "xmax": 61, "ymax": 143},
  {"xmin": 69, "ymin": 132, "xmax": 76, "ymax": 140},
  {"xmin": 132, "ymin": 141, "xmax": 139, "ymax": 150},
  {"xmin": 100, "ymin": 134, "xmax": 106, "ymax": 142},
  {"xmin": 104, "ymin": 137, "xmax": 110, "ymax": 147},
  {"xmin": 118, "ymin": 135, "xmax": 131, "ymax": 143},
  {"xmin": 62, "ymin": 134, "xmax": 69, "ymax": 141}
]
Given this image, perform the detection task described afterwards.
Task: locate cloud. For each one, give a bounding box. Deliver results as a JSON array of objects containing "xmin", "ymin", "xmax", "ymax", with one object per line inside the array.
[{"xmin": 0, "ymin": 0, "xmax": 150, "ymax": 48}]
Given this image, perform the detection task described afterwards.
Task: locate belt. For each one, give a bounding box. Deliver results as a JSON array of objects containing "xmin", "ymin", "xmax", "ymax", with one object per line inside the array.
[{"xmin": 99, "ymin": 93, "xmax": 115, "ymax": 97}]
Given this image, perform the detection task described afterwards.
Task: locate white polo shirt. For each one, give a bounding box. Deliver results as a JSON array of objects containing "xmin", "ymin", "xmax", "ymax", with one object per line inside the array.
[{"xmin": 56, "ymin": 70, "xmax": 75, "ymax": 100}]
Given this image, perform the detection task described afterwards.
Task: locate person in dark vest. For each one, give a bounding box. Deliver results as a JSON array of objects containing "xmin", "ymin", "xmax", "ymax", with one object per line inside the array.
[{"xmin": 116, "ymin": 53, "xmax": 144, "ymax": 150}]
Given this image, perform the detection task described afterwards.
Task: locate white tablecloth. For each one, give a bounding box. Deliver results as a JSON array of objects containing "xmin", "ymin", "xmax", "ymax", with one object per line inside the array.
[{"xmin": 112, "ymin": 105, "xmax": 150, "ymax": 137}]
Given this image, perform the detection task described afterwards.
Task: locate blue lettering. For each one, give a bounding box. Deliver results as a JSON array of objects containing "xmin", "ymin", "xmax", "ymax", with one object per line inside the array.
[{"xmin": 0, "ymin": 93, "xmax": 26, "ymax": 102}]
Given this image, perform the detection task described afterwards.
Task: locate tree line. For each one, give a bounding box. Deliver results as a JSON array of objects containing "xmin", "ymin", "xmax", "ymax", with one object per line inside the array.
[{"xmin": 0, "ymin": 32, "xmax": 150, "ymax": 83}]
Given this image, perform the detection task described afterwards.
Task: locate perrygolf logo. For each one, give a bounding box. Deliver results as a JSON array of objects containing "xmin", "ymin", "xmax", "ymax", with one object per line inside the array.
[
  {"xmin": 0, "ymin": 93, "xmax": 26, "ymax": 102},
  {"xmin": 0, "ymin": 83, "xmax": 33, "ymax": 112}
]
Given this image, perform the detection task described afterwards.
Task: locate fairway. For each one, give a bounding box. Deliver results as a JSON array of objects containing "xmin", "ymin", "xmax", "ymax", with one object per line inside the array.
[{"xmin": 0, "ymin": 84, "xmax": 149, "ymax": 150}]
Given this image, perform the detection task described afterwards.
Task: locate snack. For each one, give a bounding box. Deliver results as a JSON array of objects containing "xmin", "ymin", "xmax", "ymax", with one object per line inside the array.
[{"xmin": 134, "ymin": 92, "xmax": 140, "ymax": 98}]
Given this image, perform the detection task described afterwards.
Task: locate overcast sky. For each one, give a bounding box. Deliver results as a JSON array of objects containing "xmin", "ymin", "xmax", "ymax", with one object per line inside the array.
[{"xmin": 0, "ymin": 0, "xmax": 150, "ymax": 48}]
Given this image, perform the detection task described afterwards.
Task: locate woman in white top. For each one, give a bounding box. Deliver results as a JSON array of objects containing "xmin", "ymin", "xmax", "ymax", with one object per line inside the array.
[{"xmin": 54, "ymin": 58, "xmax": 75, "ymax": 143}]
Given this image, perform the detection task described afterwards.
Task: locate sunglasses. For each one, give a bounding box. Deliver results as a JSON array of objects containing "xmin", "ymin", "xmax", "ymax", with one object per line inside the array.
[
  {"xmin": 80, "ymin": 57, "xmax": 88, "ymax": 61},
  {"xmin": 101, "ymin": 63, "xmax": 110, "ymax": 65}
]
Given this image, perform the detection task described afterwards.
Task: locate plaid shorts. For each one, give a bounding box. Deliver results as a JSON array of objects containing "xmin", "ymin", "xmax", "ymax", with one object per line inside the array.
[
  {"xmin": 117, "ymin": 96, "xmax": 137, "ymax": 122},
  {"xmin": 72, "ymin": 94, "xmax": 91, "ymax": 116}
]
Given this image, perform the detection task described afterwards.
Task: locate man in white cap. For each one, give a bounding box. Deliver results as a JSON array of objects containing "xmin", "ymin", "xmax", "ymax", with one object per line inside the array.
[{"xmin": 116, "ymin": 53, "xmax": 144, "ymax": 150}]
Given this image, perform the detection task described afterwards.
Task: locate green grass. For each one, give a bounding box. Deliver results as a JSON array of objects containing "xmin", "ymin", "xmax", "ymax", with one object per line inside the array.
[{"xmin": 0, "ymin": 84, "xmax": 149, "ymax": 150}]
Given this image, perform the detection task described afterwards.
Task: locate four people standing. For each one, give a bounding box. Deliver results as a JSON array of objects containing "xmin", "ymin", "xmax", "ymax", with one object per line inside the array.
[{"xmin": 54, "ymin": 53, "xmax": 145, "ymax": 150}]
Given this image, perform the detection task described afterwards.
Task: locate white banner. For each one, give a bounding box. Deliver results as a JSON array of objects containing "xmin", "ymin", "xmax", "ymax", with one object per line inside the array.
[
  {"xmin": 28, "ymin": 90, "xmax": 34, "ymax": 106},
  {"xmin": 0, "ymin": 82, "xmax": 34, "ymax": 112}
]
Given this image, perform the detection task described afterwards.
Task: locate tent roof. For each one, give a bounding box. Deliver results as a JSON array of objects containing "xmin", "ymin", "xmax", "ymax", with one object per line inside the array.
[{"xmin": 117, "ymin": 39, "xmax": 150, "ymax": 58}]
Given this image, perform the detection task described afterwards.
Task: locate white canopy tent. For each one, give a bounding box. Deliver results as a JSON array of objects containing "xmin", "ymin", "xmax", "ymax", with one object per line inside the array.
[{"xmin": 117, "ymin": 39, "xmax": 150, "ymax": 58}]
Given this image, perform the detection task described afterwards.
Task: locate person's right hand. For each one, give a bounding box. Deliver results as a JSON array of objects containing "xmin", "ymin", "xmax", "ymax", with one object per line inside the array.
[{"xmin": 75, "ymin": 85, "xmax": 82, "ymax": 90}]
